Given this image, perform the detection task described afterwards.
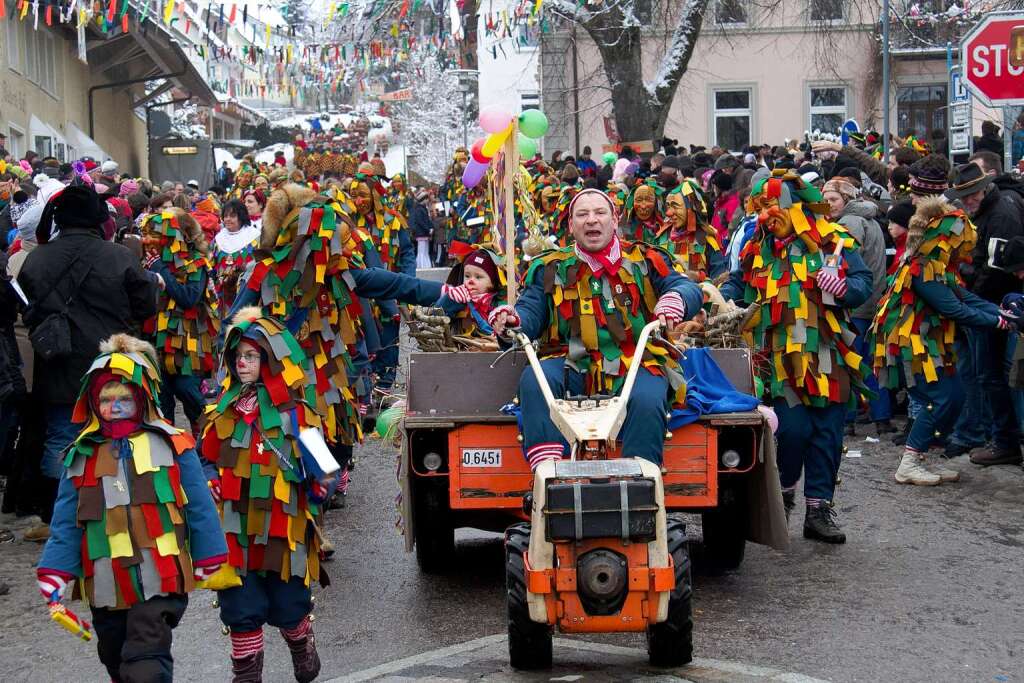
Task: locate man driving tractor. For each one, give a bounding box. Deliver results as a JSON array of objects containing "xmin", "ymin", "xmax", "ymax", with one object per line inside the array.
[{"xmin": 490, "ymin": 189, "xmax": 704, "ymax": 468}]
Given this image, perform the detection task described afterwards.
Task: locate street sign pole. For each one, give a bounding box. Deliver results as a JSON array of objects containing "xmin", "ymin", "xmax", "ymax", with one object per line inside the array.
[{"xmin": 948, "ymin": 65, "xmax": 972, "ymax": 163}]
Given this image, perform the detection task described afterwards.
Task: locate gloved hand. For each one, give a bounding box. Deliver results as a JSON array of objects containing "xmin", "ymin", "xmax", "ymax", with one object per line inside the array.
[
  {"xmin": 442, "ymin": 284, "xmax": 472, "ymax": 304},
  {"xmin": 193, "ymin": 564, "xmax": 222, "ymax": 582},
  {"xmin": 488, "ymin": 304, "xmax": 520, "ymax": 337},
  {"xmin": 997, "ymin": 312, "xmax": 1017, "ymax": 331},
  {"xmin": 653, "ymin": 291, "xmax": 686, "ymax": 326},
  {"xmin": 816, "ymin": 270, "xmax": 848, "ymax": 298},
  {"xmin": 1001, "ymin": 292, "xmax": 1024, "ymax": 318},
  {"xmin": 37, "ymin": 570, "xmax": 71, "ymax": 604},
  {"xmin": 208, "ymin": 478, "xmax": 222, "ymax": 504}
]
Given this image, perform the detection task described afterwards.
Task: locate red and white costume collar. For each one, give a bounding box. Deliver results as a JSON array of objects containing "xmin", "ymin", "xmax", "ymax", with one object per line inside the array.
[{"xmin": 574, "ymin": 235, "xmax": 623, "ymax": 277}]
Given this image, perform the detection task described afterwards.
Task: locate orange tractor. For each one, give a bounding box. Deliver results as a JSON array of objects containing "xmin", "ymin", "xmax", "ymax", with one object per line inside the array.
[{"xmin": 399, "ymin": 322, "xmax": 788, "ymax": 669}]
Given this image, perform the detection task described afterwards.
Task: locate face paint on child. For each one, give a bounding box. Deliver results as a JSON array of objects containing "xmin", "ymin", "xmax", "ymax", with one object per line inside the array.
[
  {"xmin": 462, "ymin": 264, "xmax": 494, "ymax": 296},
  {"xmin": 98, "ymin": 382, "xmax": 139, "ymax": 422},
  {"xmin": 235, "ymin": 340, "xmax": 262, "ymax": 384}
]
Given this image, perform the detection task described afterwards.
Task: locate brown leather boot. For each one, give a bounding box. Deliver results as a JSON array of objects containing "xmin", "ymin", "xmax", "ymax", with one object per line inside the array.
[
  {"xmin": 281, "ymin": 624, "xmax": 320, "ymax": 682},
  {"xmin": 231, "ymin": 651, "xmax": 264, "ymax": 683}
]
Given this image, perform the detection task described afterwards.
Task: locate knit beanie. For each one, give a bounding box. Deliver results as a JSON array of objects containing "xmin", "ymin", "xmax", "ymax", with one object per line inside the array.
[
  {"xmin": 822, "ymin": 178, "xmax": 858, "ymax": 201},
  {"xmin": 119, "ymin": 179, "xmax": 139, "ymax": 197}
]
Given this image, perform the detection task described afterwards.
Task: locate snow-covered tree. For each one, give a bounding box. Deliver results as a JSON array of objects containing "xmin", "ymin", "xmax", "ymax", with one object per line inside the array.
[
  {"xmin": 394, "ymin": 57, "xmax": 475, "ymax": 183},
  {"xmin": 546, "ymin": 0, "xmax": 709, "ymax": 144}
]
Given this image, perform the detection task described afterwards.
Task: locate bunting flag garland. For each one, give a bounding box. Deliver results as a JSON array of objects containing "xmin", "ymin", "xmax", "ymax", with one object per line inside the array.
[
  {"xmin": 738, "ymin": 171, "xmax": 870, "ymax": 409},
  {"xmin": 64, "ymin": 341, "xmax": 198, "ymax": 609},
  {"xmin": 140, "ymin": 211, "xmax": 220, "ymax": 377},
  {"xmin": 524, "ymin": 241, "xmax": 687, "ymax": 406},
  {"xmin": 871, "ymin": 198, "xmax": 977, "ymax": 389},
  {"xmin": 201, "ymin": 312, "xmax": 325, "ymax": 586}
]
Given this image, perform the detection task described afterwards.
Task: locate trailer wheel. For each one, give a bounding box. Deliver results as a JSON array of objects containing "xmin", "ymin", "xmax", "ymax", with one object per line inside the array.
[
  {"xmin": 505, "ymin": 522, "xmax": 552, "ymax": 670},
  {"xmin": 701, "ymin": 491, "xmax": 747, "ymax": 572},
  {"xmin": 647, "ymin": 514, "xmax": 693, "ymax": 668},
  {"xmin": 413, "ymin": 481, "xmax": 454, "ymax": 574}
]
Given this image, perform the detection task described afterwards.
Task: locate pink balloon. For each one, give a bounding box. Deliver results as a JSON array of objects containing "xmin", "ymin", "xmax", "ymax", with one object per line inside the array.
[
  {"xmin": 462, "ymin": 158, "xmax": 488, "ymax": 188},
  {"xmin": 478, "ymin": 106, "xmax": 512, "ymax": 135}
]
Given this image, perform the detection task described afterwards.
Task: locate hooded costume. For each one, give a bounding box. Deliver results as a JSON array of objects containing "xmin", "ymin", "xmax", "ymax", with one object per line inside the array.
[
  {"xmin": 871, "ymin": 197, "xmax": 1003, "ymax": 459},
  {"xmin": 663, "ymin": 179, "xmax": 724, "ymax": 281},
  {"xmin": 141, "ymin": 209, "xmax": 219, "ymax": 431},
  {"xmin": 37, "ymin": 335, "xmax": 226, "ymax": 681},
  {"xmin": 720, "ymin": 170, "xmax": 873, "ymax": 537},
  {"xmin": 201, "ymin": 308, "xmax": 329, "ymax": 681},
  {"xmin": 621, "ymin": 177, "xmax": 667, "ymax": 246}
]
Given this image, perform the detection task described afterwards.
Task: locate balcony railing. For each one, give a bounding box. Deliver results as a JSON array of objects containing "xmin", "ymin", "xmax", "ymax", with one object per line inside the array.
[{"xmin": 881, "ymin": 12, "xmax": 986, "ymax": 57}]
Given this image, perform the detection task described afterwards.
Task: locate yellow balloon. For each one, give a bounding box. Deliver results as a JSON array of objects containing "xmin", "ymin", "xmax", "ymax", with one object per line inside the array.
[{"xmin": 481, "ymin": 124, "xmax": 513, "ymax": 157}]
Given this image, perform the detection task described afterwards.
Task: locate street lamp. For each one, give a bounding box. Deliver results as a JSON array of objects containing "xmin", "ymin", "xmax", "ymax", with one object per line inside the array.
[{"xmin": 450, "ymin": 69, "xmax": 479, "ymax": 149}]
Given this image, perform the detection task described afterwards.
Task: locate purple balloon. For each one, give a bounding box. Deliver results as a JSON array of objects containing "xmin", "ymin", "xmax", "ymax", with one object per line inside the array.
[{"xmin": 462, "ymin": 158, "xmax": 488, "ymax": 188}]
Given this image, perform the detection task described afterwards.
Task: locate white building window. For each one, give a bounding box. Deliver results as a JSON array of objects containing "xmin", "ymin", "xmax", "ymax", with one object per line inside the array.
[
  {"xmin": 33, "ymin": 135, "xmax": 52, "ymax": 158},
  {"xmin": 7, "ymin": 125, "xmax": 25, "ymax": 159},
  {"xmin": 713, "ymin": 89, "xmax": 752, "ymax": 152},
  {"xmin": 809, "ymin": 86, "xmax": 847, "ymax": 134},
  {"xmin": 521, "ymin": 92, "xmax": 541, "ymax": 112},
  {"xmin": 715, "ymin": 0, "xmax": 748, "ymax": 26},
  {"xmin": 9, "ymin": 21, "xmax": 59, "ymax": 96},
  {"xmin": 810, "ymin": 0, "xmax": 844, "ymax": 23}
]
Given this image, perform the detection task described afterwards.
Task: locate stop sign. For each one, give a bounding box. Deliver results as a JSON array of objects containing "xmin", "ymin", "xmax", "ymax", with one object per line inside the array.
[{"xmin": 961, "ymin": 11, "xmax": 1024, "ymax": 106}]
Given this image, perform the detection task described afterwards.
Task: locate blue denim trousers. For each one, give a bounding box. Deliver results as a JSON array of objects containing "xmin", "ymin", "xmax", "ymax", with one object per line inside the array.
[
  {"xmin": 949, "ymin": 329, "xmax": 993, "ymax": 447},
  {"xmin": 41, "ymin": 403, "xmax": 80, "ymax": 479}
]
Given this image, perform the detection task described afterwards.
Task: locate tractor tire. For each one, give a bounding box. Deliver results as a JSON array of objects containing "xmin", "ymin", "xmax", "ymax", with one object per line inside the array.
[
  {"xmin": 701, "ymin": 495, "xmax": 747, "ymax": 572},
  {"xmin": 647, "ymin": 514, "xmax": 694, "ymax": 668},
  {"xmin": 413, "ymin": 482, "xmax": 454, "ymax": 574},
  {"xmin": 505, "ymin": 522, "xmax": 553, "ymax": 670}
]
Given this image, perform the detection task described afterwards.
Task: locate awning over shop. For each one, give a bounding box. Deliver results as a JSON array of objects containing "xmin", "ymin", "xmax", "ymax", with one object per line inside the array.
[
  {"xmin": 28, "ymin": 115, "xmax": 66, "ymax": 151},
  {"xmin": 65, "ymin": 122, "xmax": 111, "ymax": 162}
]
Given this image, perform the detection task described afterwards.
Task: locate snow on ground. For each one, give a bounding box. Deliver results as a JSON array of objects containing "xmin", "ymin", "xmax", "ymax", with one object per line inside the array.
[{"xmin": 254, "ymin": 143, "xmax": 294, "ymax": 167}]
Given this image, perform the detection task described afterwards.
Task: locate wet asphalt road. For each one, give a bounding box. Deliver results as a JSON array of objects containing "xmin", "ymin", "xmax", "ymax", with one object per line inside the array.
[{"xmin": 1, "ymin": 421, "xmax": 1022, "ymax": 682}]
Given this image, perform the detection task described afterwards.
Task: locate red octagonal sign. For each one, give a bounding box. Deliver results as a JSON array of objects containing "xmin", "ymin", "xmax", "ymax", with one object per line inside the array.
[{"xmin": 962, "ymin": 11, "xmax": 1024, "ymax": 106}]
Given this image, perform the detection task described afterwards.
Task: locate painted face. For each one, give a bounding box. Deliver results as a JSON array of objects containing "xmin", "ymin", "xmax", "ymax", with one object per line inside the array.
[
  {"xmin": 665, "ymin": 192, "xmax": 688, "ymax": 229},
  {"xmin": 353, "ymin": 183, "xmax": 374, "ymax": 216},
  {"xmin": 462, "ymin": 263, "xmax": 494, "ymax": 295},
  {"xmin": 823, "ymin": 191, "xmax": 846, "ymax": 218},
  {"xmin": 755, "ymin": 198, "xmax": 795, "ymax": 239},
  {"xmin": 570, "ymin": 193, "xmax": 616, "ymax": 252},
  {"xmin": 97, "ymin": 382, "xmax": 139, "ymax": 422},
  {"xmin": 244, "ymin": 195, "xmax": 262, "ymax": 218},
  {"xmin": 633, "ymin": 186, "xmax": 656, "ymax": 221},
  {"xmin": 235, "ymin": 340, "xmax": 262, "ymax": 384}
]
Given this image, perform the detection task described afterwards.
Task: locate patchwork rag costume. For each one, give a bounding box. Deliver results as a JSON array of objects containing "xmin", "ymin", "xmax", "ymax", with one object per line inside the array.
[
  {"xmin": 871, "ymin": 197, "xmax": 1004, "ymax": 481},
  {"xmin": 621, "ymin": 178, "xmax": 667, "ymax": 246},
  {"xmin": 37, "ymin": 335, "xmax": 226, "ymax": 682},
  {"xmin": 487, "ymin": 189, "xmax": 703, "ymax": 468},
  {"xmin": 202, "ymin": 309, "xmax": 330, "ymax": 682},
  {"xmin": 664, "ymin": 179, "xmax": 724, "ymax": 281},
  {"xmin": 141, "ymin": 209, "xmax": 219, "ymax": 432},
  {"xmin": 212, "ymin": 223, "xmax": 262, "ymax": 314},
  {"xmin": 720, "ymin": 170, "xmax": 873, "ymax": 541}
]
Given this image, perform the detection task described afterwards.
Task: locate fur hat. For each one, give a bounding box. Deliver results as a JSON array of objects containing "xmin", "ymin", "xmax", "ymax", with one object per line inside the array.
[
  {"xmin": 260, "ymin": 183, "xmax": 321, "ymax": 252},
  {"xmin": 99, "ymin": 333, "xmax": 159, "ymax": 374}
]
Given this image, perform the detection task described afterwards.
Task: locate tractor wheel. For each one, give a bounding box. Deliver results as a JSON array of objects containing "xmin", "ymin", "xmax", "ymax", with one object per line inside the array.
[
  {"xmin": 647, "ymin": 514, "xmax": 694, "ymax": 668},
  {"xmin": 505, "ymin": 522, "xmax": 553, "ymax": 670},
  {"xmin": 413, "ymin": 482, "xmax": 454, "ymax": 574},
  {"xmin": 701, "ymin": 490, "xmax": 748, "ymax": 572}
]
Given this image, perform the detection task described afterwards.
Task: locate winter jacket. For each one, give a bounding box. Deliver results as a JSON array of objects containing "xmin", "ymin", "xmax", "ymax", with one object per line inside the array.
[
  {"xmin": 17, "ymin": 227, "xmax": 159, "ymax": 405},
  {"xmin": 409, "ymin": 201, "xmax": 433, "ymax": 240},
  {"xmin": 841, "ymin": 145, "xmax": 889, "ymax": 186},
  {"xmin": 966, "ymin": 186, "xmax": 1024, "ymax": 304},
  {"xmin": 0, "ymin": 254, "xmax": 25, "ymax": 404},
  {"xmin": 974, "ymin": 133, "xmax": 1004, "ymax": 158},
  {"xmin": 994, "ymin": 173, "xmax": 1024, "ymax": 213},
  {"xmin": 836, "ymin": 200, "xmax": 885, "ymax": 320}
]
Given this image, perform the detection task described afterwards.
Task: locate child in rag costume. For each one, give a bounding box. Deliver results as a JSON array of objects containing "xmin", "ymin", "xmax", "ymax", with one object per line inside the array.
[{"xmin": 36, "ymin": 334, "xmax": 227, "ymax": 682}]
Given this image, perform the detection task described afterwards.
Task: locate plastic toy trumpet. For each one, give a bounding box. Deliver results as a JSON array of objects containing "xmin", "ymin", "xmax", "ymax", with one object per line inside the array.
[{"xmin": 48, "ymin": 602, "xmax": 93, "ymax": 641}]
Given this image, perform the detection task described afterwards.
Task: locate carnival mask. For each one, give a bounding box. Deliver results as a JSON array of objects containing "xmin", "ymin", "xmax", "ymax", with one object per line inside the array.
[
  {"xmin": 254, "ymin": 176, "xmax": 270, "ymax": 192},
  {"xmin": 352, "ymin": 183, "xmax": 374, "ymax": 217},
  {"xmin": 540, "ymin": 187, "xmax": 558, "ymax": 213},
  {"xmin": 633, "ymin": 186, "xmax": 656, "ymax": 221},
  {"xmin": 755, "ymin": 198, "xmax": 795, "ymax": 239},
  {"xmin": 97, "ymin": 382, "xmax": 139, "ymax": 423},
  {"xmin": 235, "ymin": 340, "xmax": 262, "ymax": 384}
]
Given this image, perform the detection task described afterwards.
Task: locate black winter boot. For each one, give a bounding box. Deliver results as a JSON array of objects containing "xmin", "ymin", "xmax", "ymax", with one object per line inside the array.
[
  {"xmin": 803, "ymin": 505, "xmax": 846, "ymax": 544},
  {"xmin": 281, "ymin": 622, "xmax": 321, "ymax": 683},
  {"xmin": 231, "ymin": 651, "xmax": 264, "ymax": 683},
  {"xmin": 875, "ymin": 420, "xmax": 897, "ymax": 435},
  {"xmin": 892, "ymin": 419, "xmax": 912, "ymax": 446}
]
